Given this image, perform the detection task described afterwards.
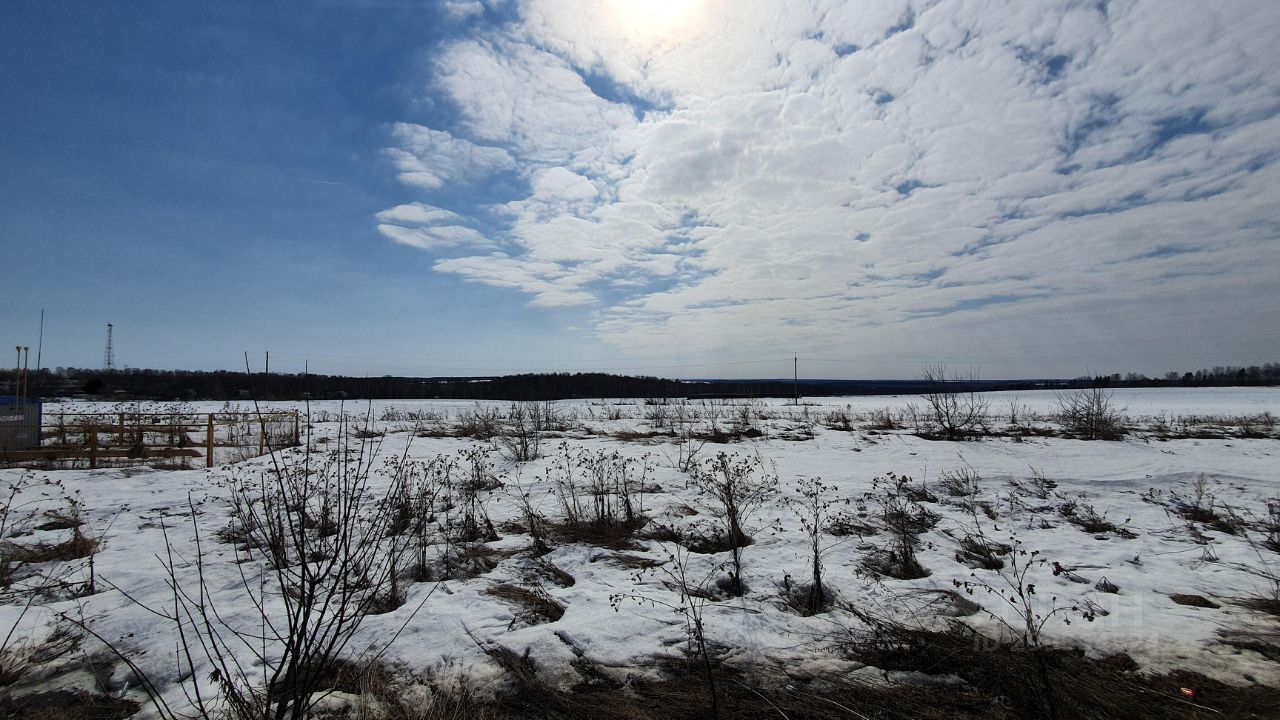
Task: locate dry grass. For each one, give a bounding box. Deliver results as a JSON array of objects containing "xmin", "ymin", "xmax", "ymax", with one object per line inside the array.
[
  {"xmin": 549, "ymin": 517, "xmax": 647, "ymax": 550},
  {"xmin": 0, "ymin": 690, "xmax": 138, "ymax": 720},
  {"xmin": 1170, "ymin": 593, "xmax": 1220, "ymax": 609},
  {"xmin": 486, "ymin": 583, "xmax": 565, "ymax": 626},
  {"xmin": 530, "ymin": 559, "xmax": 576, "ymax": 588},
  {"xmin": 954, "ymin": 534, "xmax": 1011, "ymax": 570},
  {"xmin": 438, "ymin": 658, "xmax": 1010, "ymax": 720},
  {"xmin": 0, "ymin": 531, "xmax": 98, "ymax": 569},
  {"xmin": 846, "ymin": 621, "xmax": 1280, "ymax": 719}
]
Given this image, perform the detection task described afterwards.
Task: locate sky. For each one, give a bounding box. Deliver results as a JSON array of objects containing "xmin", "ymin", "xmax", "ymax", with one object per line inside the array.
[{"xmin": 2, "ymin": 0, "xmax": 1278, "ymax": 381}]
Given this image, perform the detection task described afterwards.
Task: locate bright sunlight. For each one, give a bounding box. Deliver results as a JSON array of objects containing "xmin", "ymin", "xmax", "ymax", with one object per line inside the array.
[{"xmin": 606, "ymin": 0, "xmax": 704, "ymax": 44}]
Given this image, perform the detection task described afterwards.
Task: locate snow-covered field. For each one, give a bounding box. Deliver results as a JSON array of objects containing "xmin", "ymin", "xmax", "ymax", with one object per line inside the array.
[{"xmin": 3, "ymin": 388, "xmax": 1279, "ymax": 716}]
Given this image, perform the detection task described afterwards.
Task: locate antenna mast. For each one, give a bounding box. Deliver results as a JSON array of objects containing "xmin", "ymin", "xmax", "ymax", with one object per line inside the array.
[{"xmin": 104, "ymin": 323, "xmax": 116, "ymax": 370}]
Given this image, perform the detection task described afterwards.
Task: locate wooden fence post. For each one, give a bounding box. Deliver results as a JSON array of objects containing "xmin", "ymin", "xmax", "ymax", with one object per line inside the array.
[
  {"xmin": 207, "ymin": 414, "xmax": 215, "ymax": 468},
  {"xmin": 293, "ymin": 411, "xmax": 300, "ymax": 446},
  {"xmin": 89, "ymin": 425, "xmax": 98, "ymax": 470}
]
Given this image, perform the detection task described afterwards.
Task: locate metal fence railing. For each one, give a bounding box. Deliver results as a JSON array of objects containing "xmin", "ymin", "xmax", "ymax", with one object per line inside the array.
[{"xmin": 0, "ymin": 410, "xmax": 300, "ymax": 469}]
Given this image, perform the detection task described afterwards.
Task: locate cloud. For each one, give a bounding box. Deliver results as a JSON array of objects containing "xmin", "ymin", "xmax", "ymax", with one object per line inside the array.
[
  {"xmin": 377, "ymin": 0, "xmax": 1280, "ymax": 374},
  {"xmin": 377, "ymin": 223, "xmax": 492, "ymax": 250},
  {"xmin": 384, "ymin": 123, "xmax": 514, "ymax": 189},
  {"xmin": 442, "ymin": 0, "xmax": 484, "ymax": 19},
  {"xmin": 431, "ymin": 36, "xmax": 638, "ymax": 163},
  {"xmin": 375, "ymin": 202, "xmax": 461, "ymax": 225},
  {"xmin": 434, "ymin": 253, "xmax": 596, "ymax": 306}
]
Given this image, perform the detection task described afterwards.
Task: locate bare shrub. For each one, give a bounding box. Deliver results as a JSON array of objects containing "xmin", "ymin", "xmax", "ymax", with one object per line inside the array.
[
  {"xmin": 939, "ymin": 468, "xmax": 980, "ymax": 498},
  {"xmin": 611, "ymin": 544, "xmax": 724, "ymax": 719},
  {"xmin": 668, "ymin": 401, "xmax": 708, "ymax": 472},
  {"xmin": 784, "ymin": 476, "xmax": 844, "ymax": 614},
  {"xmin": 1055, "ymin": 387, "xmax": 1124, "ymax": 439},
  {"xmin": 503, "ymin": 468, "xmax": 552, "ymax": 555},
  {"xmin": 550, "ymin": 444, "xmax": 651, "ymax": 546},
  {"xmin": 821, "ymin": 406, "xmax": 853, "ymax": 432},
  {"xmin": 456, "ymin": 404, "xmax": 501, "ymax": 439},
  {"xmin": 918, "ymin": 364, "xmax": 990, "ymax": 440},
  {"xmin": 452, "ymin": 447, "xmax": 501, "ymax": 545},
  {"xmin": 861, "ymin": 473, "xmax": 938, "ymax": 580},
  {"xmin": 1166, "ymin": 474, "xmax": 1246, "ymax": 536},
  {"xmin": 865, "ymin": 407, "xmax": 898, "ymax": 431},
  {"xmin": 727, "ymin": 400, "xmax": 764, "ymax": 439},
  {"xmin": 689, "ymin": 452, "xmax": 779, "ymax": 596},
  {"xmin": 496, "ymin": 402, "xmax": 541, "ymax": 462},
  {"xmin": 73, "ymin": 414, "xmax": 431, "ymax": 720},
  {"xmin": 642, "ymin": 398, "xmax": 671, "ymax": 430},
  {"xmin": 382, "ymin": 452, "xmax": 453, "ymax": 580}
]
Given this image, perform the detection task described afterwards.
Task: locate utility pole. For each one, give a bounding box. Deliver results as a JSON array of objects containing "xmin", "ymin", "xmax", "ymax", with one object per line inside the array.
[
  {"xmin": 36, "ymin": 309, "xmax": 43, "ymax": 372},
  {"xmin": 22, "ymin": 347, "xmax": 29, "ymax": 400},
  {"xmin": 793, "ymin": 354, "xmax": 799, "ymax": 406}
]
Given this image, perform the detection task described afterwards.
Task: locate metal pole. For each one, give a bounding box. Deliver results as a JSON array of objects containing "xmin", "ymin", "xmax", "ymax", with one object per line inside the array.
[
  {"xmin": 793, "ymin": 354, "xmax": 798, "ymax": 406},
  {"xmin": 36, "ymin": 309, "xmax": 43, "ymax": 372},
  {"xmin": 22, "ymin": 347, "xmax": 29, "ymax": 401}
]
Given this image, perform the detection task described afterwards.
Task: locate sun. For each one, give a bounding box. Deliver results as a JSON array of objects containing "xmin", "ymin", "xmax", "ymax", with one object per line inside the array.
[{"xmin": 606, "ymin": 0, "xmax": 703, "ymax": 43}]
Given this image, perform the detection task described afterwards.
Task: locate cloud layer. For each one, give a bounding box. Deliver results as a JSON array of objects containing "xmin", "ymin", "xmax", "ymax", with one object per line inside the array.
[{"xmin": 376, "ymin": 0, "xmax": 1280, "ymax": 376}]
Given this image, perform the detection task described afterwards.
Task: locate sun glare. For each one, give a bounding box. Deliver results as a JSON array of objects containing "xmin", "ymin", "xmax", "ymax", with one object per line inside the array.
[{"xmin": 607, "ymin": 0, "xmax": 703, "ymax": 43}]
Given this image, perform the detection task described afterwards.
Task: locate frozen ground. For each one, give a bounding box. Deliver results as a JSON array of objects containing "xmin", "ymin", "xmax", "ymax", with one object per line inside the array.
[{"xmin": 3, "ymin": 387, "xmax": 1279, "ymax": 716}]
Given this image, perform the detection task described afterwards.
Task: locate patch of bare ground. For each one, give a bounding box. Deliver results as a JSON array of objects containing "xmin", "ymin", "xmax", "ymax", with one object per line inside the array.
[
  {"xmin": 847, "ymin": 621, "xmax": 1280, "ymax": 719},
  {"xmin": 0, "ymin": 691, "xmax": 138, "ymax": 720},
  {"xmin": 548, "ymin": 518, "xmax": 647, "ymax": 550}
]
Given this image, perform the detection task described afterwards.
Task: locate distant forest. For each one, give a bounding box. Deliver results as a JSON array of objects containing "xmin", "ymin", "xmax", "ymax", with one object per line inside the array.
[{"xmin": 3, "ymin": 362, "xmax": 1277, "ymax": 402}]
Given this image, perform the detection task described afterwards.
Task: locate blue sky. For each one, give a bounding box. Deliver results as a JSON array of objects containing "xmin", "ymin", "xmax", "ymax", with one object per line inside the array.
[{"xmin": 3, "ymin": 0, "xmax": 1278, "ymax": 380}]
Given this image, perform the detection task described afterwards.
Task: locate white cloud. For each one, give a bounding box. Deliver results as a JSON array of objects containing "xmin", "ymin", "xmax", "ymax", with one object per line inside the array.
[
  {"xmin": 384, "ymin": 123, "xmax": 514, "ymax": 189},
  {"xmin": 375, "ymin": 202, "xmax": 460, "ymax": 225},
  {"xmin": 377, "ymin": 0, "xmax": 1280, "ymax": 374},
  {"xmin": 377, "ymin": 223, "xmax": 492, "ymax": 250},
  {"xmin": 432, "ymin": 37, "xmax": 637, "ymax": 163},
  {"xmin": 442, "ymin": 0, "xmax": 484, "ymax": 19}
]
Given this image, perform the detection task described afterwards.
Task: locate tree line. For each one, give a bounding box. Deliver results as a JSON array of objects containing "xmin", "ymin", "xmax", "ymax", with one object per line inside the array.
[{"xmin": 2, "ymin": 362, "xmax": 1276, "ymax": 402}]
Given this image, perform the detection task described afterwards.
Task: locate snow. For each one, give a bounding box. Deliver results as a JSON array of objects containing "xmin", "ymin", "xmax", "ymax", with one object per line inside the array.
[{"xmin": 5, "ymin": 388, "xmax": 1280, "ymax": 714}]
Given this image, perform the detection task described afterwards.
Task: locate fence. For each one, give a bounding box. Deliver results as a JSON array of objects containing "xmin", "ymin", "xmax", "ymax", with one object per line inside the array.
[{"xmin": 0, "ymin": 409, "xmax": 300, "ymax": 469}]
